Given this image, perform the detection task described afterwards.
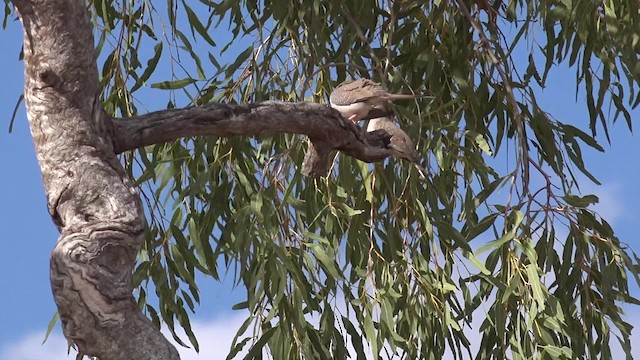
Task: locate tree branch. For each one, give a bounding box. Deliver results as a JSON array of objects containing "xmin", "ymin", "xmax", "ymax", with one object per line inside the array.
[{"xmin": 112, "ymin": 101, "xmax": 393, "ymax": 177}]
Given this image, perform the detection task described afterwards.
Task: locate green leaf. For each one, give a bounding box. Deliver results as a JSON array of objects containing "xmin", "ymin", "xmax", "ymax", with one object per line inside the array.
[
  {"xmin": 541, "ymin": 345, "xmax": 573, "ymax": 357},
  {"xmin": 467, "ymin": 130, "xmax": 493, "ymax": 155},
  {"xmin": 131, "ymin": 42, "xmax": 163, "ymax": 92},
  {"xmin": 183, "ymin": 3, "xmax": 217, "ymax": 47},
  {"xmin": 563, "ymin": 194, "xmax": 599, "ymax": 208},
  {"xmin": 242, "ymin": 326, "xmax": 276, "ymax": 360},
  {"xmin": 42, "ymin": 312, "xmax": 60, "ymax": 345},
  {"xmin": 226, "ymin": 337, "xmax": 251, "ymax": 360},
  {"xmin": 8, "ymin": 93, "xmax": 24, "ymax": 133},
  {"xmin": 363, "ymin": 310, "xmax": 378, "ymax": 357},
  {"xmin": 226, "ymin": 46, "xmax": 254, "ymax": 78},
  {"xmin": 477, "ymin": 211, "xmax": 523, "ymax": 254},
  {"xmin": 308, "ymin": 243, "xmax": 343, "ymax": 280},
  {"xmin": 151, "ymin": 78, "xmax": 197, "ymax": 90},
  {"xmin": 342, "ymin": 316, "xmax": 366, "ymax": 360},
  {"xmin": 526, "ymin": 264, "xmax": 545, "ymax": 309},
  {"xmin": 466, "ymin": 251, "xmax": 491, "ymax": 275}
]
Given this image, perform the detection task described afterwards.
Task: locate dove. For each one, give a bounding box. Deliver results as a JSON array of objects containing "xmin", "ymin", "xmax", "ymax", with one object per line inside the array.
[
  {"xmin": 367, "ymin": 116, "xmax": 428, "ymax": 178},
  {"xmin": 329, "ymin": 79, "xmax": 427, "ymax": 122}
]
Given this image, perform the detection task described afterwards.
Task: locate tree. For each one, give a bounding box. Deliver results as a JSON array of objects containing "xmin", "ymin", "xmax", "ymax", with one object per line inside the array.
[{"xmin": 4, "ymin": 0, "xmax": 639, "ymax": 359}]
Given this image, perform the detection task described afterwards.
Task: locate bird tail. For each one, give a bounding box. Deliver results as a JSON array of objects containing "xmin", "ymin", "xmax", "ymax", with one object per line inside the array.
[{"xmin": 384, "ymin": 93, "xmax": 433, "ymax": 101}]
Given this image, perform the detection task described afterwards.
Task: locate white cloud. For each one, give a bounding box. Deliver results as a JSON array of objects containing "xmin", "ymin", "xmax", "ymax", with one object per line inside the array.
[
  {"xmin": 169, "ymin": 313, "xmax": 248, "ymax": 360},
  {"xmin": 0, "ymin": 313, "xmax": 248, "ymax": 360},
  {"xmin": 0, "ymin": 331, "xmax": 75, "ymax": 360}
]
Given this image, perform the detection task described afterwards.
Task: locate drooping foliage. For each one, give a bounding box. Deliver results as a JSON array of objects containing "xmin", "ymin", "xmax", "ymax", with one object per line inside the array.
[{"xmin": 10, "ymin": 0, "xmax": 639, "ymax": 358}]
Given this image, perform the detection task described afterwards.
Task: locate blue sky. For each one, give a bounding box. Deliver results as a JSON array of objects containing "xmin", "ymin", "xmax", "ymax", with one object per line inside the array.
[{"xmin": 1, "ymin": 10, "xmax": 640, "ymax": 360}]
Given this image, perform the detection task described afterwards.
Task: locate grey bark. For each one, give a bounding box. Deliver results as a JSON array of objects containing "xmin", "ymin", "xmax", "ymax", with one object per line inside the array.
[
  {"xmin": 13, "ymin": 0, "xmax": 180, "ymax": 359},
  {"xmin": 11, "ymin": 0, "xmax": 394, "ymax": 359},
  {"xmin": 112, "ymin": 102, "xmax": 393, "ymax": 177}
]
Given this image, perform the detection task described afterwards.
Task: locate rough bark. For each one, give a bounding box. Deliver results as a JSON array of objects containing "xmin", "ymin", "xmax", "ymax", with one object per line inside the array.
[
  {"xmin": 112, "ymin": 102, "xmax": 393, "ymax": 177},
  {"xmin": 13, "ymin": 0, "xmax": 179, "ymax": 359},
  {"xmin": 12, "ymin": 1, "xmax": 395, "ymax": 359}
]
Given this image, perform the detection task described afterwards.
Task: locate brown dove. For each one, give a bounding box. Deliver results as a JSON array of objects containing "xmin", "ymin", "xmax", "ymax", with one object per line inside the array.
[
  {"xmin": 367, "ymin": 116, "xmax": 428, "ymax": 178},
  {"xmin": 329, "ymin": 79, "xmax": 427, "ymax": 122}
]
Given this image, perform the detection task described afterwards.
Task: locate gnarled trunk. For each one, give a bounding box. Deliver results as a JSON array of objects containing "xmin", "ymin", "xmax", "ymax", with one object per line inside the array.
[{"xmin": 13, "ymin": 0, "xmax": 179, "ymax": 358}]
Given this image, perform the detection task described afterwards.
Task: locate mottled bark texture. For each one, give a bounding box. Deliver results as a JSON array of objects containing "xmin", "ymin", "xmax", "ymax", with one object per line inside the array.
[
  {"xmin": 13, "ymin": 1, "xmax": 394, "ymax": 359},
  {"xmin": 13, "ymin": 0, "xmax": 179, "ymax": 359}
]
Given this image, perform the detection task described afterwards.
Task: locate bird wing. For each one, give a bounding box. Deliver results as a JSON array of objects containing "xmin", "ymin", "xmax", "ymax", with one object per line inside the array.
[
  {"xmin": 330, "ymin": 79, "xmax": 384, "ymax": 105},
  {"xmin": 331, "ymin": 78, "xmax": 428, "ymax": 105}
]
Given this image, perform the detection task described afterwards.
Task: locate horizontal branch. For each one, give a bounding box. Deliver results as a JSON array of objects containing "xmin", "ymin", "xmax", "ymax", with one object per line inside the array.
[{"xmin": 111, "ymin": 101, "xmax": 393, "ymax": 177}]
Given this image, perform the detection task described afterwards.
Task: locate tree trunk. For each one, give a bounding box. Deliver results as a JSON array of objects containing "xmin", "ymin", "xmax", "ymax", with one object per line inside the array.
[{"xmin": 13, "ymin": 0, "xmax": 179, "ymax": 358}]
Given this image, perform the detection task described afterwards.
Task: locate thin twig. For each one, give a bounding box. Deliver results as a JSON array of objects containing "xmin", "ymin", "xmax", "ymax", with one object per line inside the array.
[
  {"xmin": 383, "ymin": 0, "xmax": 397, "ymax": 82},
  {"xmin": 454, "ymin": 0, "xmax": 530, "ymax": 196}
]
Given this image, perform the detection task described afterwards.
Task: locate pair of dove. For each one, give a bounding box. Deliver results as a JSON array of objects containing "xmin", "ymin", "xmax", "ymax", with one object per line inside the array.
[{"xmin": 329, "ymin": 78, "xmax": 428, "ymax": 178}]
